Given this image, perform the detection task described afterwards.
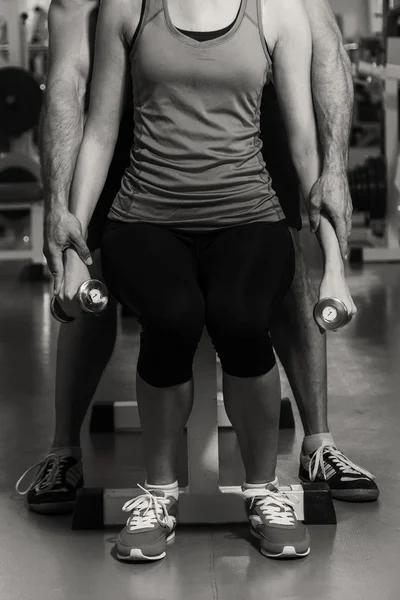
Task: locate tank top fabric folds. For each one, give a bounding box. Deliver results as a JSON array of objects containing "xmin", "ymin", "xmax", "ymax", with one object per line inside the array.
[{"xmin": 109, "ymin": 0, "xmax": 285, "ymax": 231}]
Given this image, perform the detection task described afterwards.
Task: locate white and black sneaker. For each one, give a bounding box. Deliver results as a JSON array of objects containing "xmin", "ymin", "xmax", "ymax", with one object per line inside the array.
[
  {"xmin": 16, "ymin": 452, "xmax": 83, "ymax": 514},
  {"xmin": 299, "ymin": 442, "xmax": 379, "ymax": 502},
  {"xmin": 243, "ymin": 480, "xmax": 311, "ymax": 559},
  {"xmin": 116, "ymin": 485, "xmax": 178, "ymax": 562}
]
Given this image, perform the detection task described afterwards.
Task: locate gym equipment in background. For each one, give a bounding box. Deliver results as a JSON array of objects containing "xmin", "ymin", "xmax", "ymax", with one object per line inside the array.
[
  {"xmin": 73, "ymin": 330, "xmax": 336, "ymax": 529},
  {"xmin": 0, "ymin": 152, "xmax": 44, "ymax": 272},
  {"xmin": 348, "ymin": 156, "xmax": 387, "ymax": 221},
  {"xmin": 348, "ymin": 38, "xmax": 400, "ymax": 263},
  {"xmin": 0, "ymin": 0, "xmax": 47, "ymax": 279}
]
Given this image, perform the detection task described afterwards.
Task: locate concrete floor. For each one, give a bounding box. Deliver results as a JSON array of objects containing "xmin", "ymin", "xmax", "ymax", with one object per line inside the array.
[{"xmin": 0, "ymin": 228, "xmax": 399, "ymax": 600}]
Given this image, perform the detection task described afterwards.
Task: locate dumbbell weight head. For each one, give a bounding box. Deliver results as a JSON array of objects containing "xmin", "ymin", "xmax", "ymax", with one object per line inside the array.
[
  {"xmin": 50, "ymin": 279, "xmax": 109, "ymax": 324},
  {"xmin": 77, "ymin": 279, "xmax": 108, "ymax": 314},
  {"xmin": 313, "ymin": 298, "xmax": 349, "ymax": 331}
]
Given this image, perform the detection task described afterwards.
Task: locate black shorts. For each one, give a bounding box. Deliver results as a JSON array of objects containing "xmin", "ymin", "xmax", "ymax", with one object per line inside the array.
[
  {"xmin": 87, "ymin": 85, "xmax": 301, "ymax": 250},
  {"xmin": 101, "ymin": 219, "xmax": 294, "ymax": 386}
]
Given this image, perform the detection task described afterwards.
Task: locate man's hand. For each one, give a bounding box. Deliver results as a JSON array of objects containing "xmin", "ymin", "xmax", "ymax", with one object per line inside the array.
[
  {"xmin": 308, "ymin": 167, "xmax": 353, "ymax": 260},
  {"xmin": 44, "ymin": 207, "xmax": 93, "ymax": 294}
]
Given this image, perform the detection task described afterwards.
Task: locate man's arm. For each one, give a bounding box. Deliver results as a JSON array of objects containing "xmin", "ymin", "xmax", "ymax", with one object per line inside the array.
[
  {"xmin": 40, "ymin": 0, "xmax": 99, "ymax": 289},
  {"xmin": 303, "ymin": 0, "xmax": 353, "ymax": 169},
  {"xmin": 41, "ymin": 0, "xmax": 98, "ymax": 209},
  {"xmin": 302, "ymin": 0, "xmax": 354, "ymax": 257}
]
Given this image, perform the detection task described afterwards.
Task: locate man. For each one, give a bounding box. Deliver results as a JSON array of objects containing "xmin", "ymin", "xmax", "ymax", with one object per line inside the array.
[{"xmin": 16, "ymin": 0, "xmax": 378, "ymax": 511}]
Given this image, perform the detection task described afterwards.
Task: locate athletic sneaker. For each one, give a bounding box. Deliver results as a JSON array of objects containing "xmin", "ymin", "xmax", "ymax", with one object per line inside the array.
[
  {"xmin": 15, "ymin": 453, "xmax": 83, "ymax": 514},
  {"xmin": 299, "ymin": 442, "xmax": 379, "ymax": 502},
  {"xmin": 116, "ymin": 485, "xmax": 178, "ymax": 562},
  {"xmin": 243, "ymin": 481, "xmax": 311, "ymax": 559}
]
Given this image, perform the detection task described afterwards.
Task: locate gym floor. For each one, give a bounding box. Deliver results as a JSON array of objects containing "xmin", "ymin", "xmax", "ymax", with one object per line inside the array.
[{"xmin": 0, "ymin": 228, "xmax": 399, "ymax": 600}]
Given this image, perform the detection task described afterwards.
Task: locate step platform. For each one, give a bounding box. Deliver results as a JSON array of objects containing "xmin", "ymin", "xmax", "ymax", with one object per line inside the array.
[
  {"xmin": 89, "ymin": 397, "xmax": 295, "ymax": 433},
  {"xmin": 82, "ymin": 331, "xmax": 307, "ymax": 533},
  {"xmin": 72, "ymin": 482, "xmax": 336, "ymax": 530}
]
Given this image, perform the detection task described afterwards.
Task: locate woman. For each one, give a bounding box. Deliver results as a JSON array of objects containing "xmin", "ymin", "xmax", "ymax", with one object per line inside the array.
[{"xmin": 60, "ymin": 0, "xmax": 356, "ymax": 561}]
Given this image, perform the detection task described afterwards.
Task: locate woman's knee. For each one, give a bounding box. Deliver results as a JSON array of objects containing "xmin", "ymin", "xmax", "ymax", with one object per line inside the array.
[
  {"xmin": 207, "ymin": 301, "xmax": 276, "ymax": 377},
  {"xmin": 138, "ymin": 294, "xmax": 205, "ymax": 388},
  {"xmin": 217, "ymin": 329, "xmax": 276, "ymax": 378}
]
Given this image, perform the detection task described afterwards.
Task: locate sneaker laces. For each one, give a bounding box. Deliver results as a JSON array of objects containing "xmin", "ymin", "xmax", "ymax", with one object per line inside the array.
[
  {"xmin": 15, "ymin": 454, "xmax": 69, "ymax": 496},
  {"xmin": 244, "ymin": 488, "xmax": 299, "ymax": 526},
  {"xmin": 309, "ymin": 443, "xmax": 375, "ymax": 482},
  {"xmin": 122, "ymin": 484, "xmax": 173, "ymax": 531}
]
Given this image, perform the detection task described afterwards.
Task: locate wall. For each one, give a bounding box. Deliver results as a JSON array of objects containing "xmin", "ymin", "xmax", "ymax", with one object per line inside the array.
[
  {"xmin": 328, "ymin": 0, "xmax": 371, "ymax": 38},
  {"xmin": 25, "ymin": 0, "xmax": 373, "ymax": 39},
  {"xmin": 1, "ymin": 0, "xmax": 376, "ymax": 41}
]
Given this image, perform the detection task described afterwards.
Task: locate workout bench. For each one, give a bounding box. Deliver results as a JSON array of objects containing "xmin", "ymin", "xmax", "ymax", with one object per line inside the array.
[{"xmin": 73, "ymin": 330, "xmax": 336, "ymax": 529}]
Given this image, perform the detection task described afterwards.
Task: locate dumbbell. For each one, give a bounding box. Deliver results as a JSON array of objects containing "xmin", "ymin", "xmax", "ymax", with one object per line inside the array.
[
  {"xmin": 313, "ymin": 298, "xmax": 349, "ymax": 331},
  {"xmin": 50, "ymin": 279, "xmax": 109, "ymax": 324}
]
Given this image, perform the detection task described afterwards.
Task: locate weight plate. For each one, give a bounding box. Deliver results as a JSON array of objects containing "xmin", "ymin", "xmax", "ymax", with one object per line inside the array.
[{"xmin": 0, "ymin": 67, "xmax": 43, "ymax": 137}]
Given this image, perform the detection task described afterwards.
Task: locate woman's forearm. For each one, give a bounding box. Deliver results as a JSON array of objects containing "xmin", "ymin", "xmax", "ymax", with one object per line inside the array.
[
  {"xmin": 65, "ymin": 0, "xmax": 131, "ymax": 237},
  {"xmin": 69, "ymin": 127, "xmax": 117, "ymax": 236},
  {"xmin": 291, "ymin": 146, "xmax": 343, "ymax": 275}
]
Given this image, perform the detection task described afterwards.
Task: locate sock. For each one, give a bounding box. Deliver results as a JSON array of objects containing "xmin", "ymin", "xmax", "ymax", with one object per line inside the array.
[
  {"xmin": 145, "ymin": 480, "xmax": 180, "ymax": 501},
  {"xmin": 302, "ymin": 433, "xmax": 336, "ymax": 456},
  {"xmin": 242, "ymin": 476, "xmax": 279, "ymax": 491},
  {"xmin": 50, "ymin": 446, "xmax": 82, "ymax": 462}
]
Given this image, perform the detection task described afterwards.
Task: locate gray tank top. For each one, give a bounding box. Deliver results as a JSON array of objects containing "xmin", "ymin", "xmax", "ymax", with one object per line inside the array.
[{"xmin": 109, "ymin": 0, "xmax": 285, "ymax": 231}]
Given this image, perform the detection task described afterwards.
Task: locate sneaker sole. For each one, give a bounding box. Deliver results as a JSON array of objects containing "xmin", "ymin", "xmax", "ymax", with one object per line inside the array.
[
  {"xmin": 298, "ymin": 476, "xmax": 379, "ymax": 502},
  {"xmin": 331, "ymin": 489, "xmax": 380, "ymax": 502},
  {"xmin": 116, "ymin": 530, "xmax": 176, "ymax": 562},
  {"xmin": 28, "ymin": 501, "xmax": 76, "ymax": 515},
  {"xmin": 251, "ymin": 529, "xmax": 310, "ymax": 559}
]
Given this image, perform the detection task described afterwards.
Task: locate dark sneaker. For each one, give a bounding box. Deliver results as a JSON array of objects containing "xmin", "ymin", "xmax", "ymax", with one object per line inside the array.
[
  {"xmin": 299, "ymin": 443, "xmax": 379, "ymax": 502},
  {"xmin": 116, "ymin": 485, "xmax": 178, "ymax": 562},
  {"xmin": 15, "ymin": 453, "xmax": 83, "ymax": 514},
  {"xmin": 243, "ymin": 482, "xmax": 311, "ymax": 559}
]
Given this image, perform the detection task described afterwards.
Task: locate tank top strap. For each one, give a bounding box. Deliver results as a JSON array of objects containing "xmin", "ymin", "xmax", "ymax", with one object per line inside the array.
[
  {"xmin": 244, "ymin": 0, "xmax": 271, "ymax": 65},
  {"xmin": 144, "ymin": 0, "xmax": 163, "ymax": 22},
  {"xmin": 244, "ymin": 0, "xmax": 261, "ymax": 27}
]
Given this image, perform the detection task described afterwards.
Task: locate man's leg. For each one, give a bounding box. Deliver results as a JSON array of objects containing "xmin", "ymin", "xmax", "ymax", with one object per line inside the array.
[
  {"xmin": 52, "ymin": 249, "xmax": 117, "ymax": 449},
  {"xmin": 270, "ymin": 229, "xmax": 379, "ymax": 502},
  {"xmin": 16, "ymin": 249, "xmax": 118, "ymax": 513},
  {"xmin": 270, "ymin": 229, "xmax": 328, "ymax": 437}
]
